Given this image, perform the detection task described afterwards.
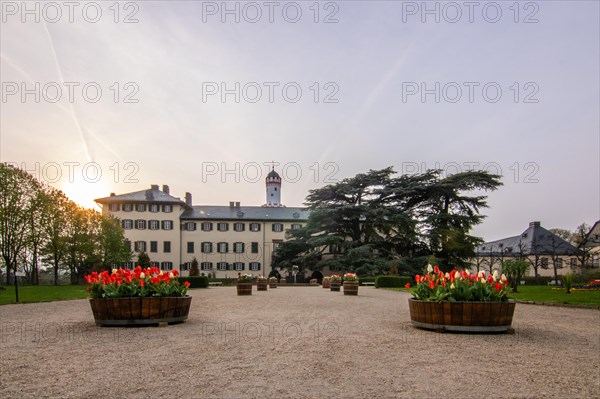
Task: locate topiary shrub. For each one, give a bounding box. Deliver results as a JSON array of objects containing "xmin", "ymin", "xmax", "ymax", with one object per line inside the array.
[
  {"xmin": 375, "ymin": 275, "xmax": 411, "ymax": 288},
  {"xmin": 177, "ymin": 276, "xmax": 208, "ymax": 288}
]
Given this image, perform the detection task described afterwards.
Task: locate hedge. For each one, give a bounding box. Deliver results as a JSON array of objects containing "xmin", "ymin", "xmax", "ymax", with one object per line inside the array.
[
  {"xmin": 375, "ymin": 276, "xmax": 411, "ymax": 288},
  {"xmin": 359, "ymin": 277, "xmax": 376, "ymax": 286},
  {"xmin": 177, "ymin": 276, "xmax": 208, "ymax": 288}
]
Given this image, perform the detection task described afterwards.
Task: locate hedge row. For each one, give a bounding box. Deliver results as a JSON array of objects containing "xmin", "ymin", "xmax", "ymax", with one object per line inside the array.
[
  {"xmin": 375, "ymin": 276, "xmax": 411, "ymax": 288},
  {"xmin": 358, "ymin": 277, "xmax": 376, "ymax": 285},
  {"xmin": 177, "ymin": 276, "xmax": 208, "ymax": 288}
]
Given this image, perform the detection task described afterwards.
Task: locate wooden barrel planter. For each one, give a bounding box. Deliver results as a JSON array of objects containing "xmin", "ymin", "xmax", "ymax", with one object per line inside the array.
[
  {"xmin": 237, "ymin": 282, "xmax": 253, "ymax": 296},
  {"xmin": 343, "ymin": 281, "xmax": 359, "ymax": 296},
  {"xmin": 89, "ymin": 296, "xmax": 192, "ymax": 326},
  {"xmin": 257, "ymin": 281, "xmax": 268, "ymax": 291},
  {"xmin": 408, "ymin": 299, "xmax": 516, "ymax": 333},
  {"xmin": 330, "ymin": 281, "xmax": 341, "ymax": 292},
  {"xmin": 322, "ymin": 280, "xmax": 331, "ymax": 289},
  {"xmin": 269, "ymin": 282, "xmax": 277, "ymax": 289}
]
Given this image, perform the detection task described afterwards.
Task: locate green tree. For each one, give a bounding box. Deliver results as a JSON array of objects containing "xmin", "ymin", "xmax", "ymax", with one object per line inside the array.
[
  {"xmin": 189, "ymin": 257, "xmax": 200, "ymax": 276},
  {"xmin": 501, "ymin": 259, "xmax": 530, "ymax": 293},
  {"xmin": 137, "ymin": 251, "xmax": 151, "ymax": 268}
]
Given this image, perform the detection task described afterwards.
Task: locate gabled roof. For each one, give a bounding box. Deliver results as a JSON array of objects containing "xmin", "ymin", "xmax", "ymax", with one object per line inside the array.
[
  {"xmin": 95, "ymin": 187, "xmax": 187, "ymax": 206},
  {"xmin": 580, "ymin": 220, "xmax": 600, "ymax": 249},
  {"xmin": 479, "ymin": 221, "xmax": 580, "ymax": 256},
  {"xmin": 180, "ymin": 206, "xmax": 309, "ymax": 221}
]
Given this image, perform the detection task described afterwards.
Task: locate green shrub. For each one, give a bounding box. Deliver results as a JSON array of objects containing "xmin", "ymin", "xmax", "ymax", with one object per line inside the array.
[
  {"xmin": 177, "ymin": 276, "xmax": 208, "ymax": 288},
  {"xmin": 502, "ymin": 259, "xmax": 530, "ymax": 293},
  {"xmin": 375, "ymin": 275, "xmax": 411, "ymax": 288},
  {"xmin": 572, "ymin": 271, "xmax": 600, "ymax": 284},
  {"xmin": 521, "ymin": 276, "xmax": 553, "ymax": 286},
  {"xmin": 561, "ymin": 273, "xmax": 574, "ymax": 294}
]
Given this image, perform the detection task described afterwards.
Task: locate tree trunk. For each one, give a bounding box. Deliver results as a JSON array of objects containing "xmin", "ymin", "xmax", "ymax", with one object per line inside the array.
[
  {"xmin": 13, "ymin": 263, "xmax": 19, "ymax": 303},
  {"xmin": 54, "ymin": 258, "xmax": 59, "ymax": 286}
]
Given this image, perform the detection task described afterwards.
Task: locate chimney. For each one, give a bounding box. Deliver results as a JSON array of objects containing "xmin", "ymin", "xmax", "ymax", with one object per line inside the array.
[
  {"xmin": 235, "ymin": 202, "xmax": 240, "ymax": 208},
  {"xmin": 151, "ymin": 184, "xmax": 159, "ymax": 190},
  {"xmin": 162, "ymin": 185, "xmax": 170, "ymax": 194},
  {"xmin": 185, "ymin": 192, "xmax": 192, "ymax": 206},
  {"xmin": 229, "ymin": 201, "xmax": 235, "ymax": 208},
  {"xmin": 529, "ymin": 221, "xmax": 541, "ymax": 227},
  {"xmin": 110, "ymin": 193, "xmax": 115, "ymax": 197}
]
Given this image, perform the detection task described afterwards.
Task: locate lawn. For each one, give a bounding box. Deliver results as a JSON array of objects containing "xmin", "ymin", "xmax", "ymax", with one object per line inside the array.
[
  {"xmin": 0, "ymin": 284, "xmax": 89, "ymax": 305},
  {"xmin": 508, "ymin": 285, "xmax": 600, "ymax": 307}
]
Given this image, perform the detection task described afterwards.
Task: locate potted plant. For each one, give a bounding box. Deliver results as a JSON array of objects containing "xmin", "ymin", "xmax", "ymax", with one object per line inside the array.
[
  {"xmin": 342, "ymin": 273, "xmax": 359, "ymax": 295},
  {"xmin": 322, "ymin": 276, "xmax": 331, "ymax": 289},
  {"xmin": 257, "ymin": 275, "xmax": 268, "ymax": 291},
  {"xmin": 406, "ymin": 265, "xmax": 515, "ymax": 333},
  {"xmin": 269, "ymin": 276, "xmax": 278, "ymax": 289},
  {"xmin": 85, "ymin": 266, "xmax": 191, "ymax": 326},
  {"xmin": 237, "ymin": 273, "xmax": 254, "ymax": 295},
  {"xmin": 329, "ymin": 274, "xmax": 342, "ymax": 291}
]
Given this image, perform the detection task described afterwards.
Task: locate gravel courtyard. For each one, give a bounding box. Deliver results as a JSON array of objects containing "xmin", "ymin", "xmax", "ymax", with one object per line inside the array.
[{"xmin": 1, "ymin": 286, "xmax": 599, "ymax": 399}]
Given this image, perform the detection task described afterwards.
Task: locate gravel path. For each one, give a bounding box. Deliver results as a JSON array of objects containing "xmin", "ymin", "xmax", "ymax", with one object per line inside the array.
[{"xmin": 1, "ymin": 286, "xmax": 599, "ymax": 399}]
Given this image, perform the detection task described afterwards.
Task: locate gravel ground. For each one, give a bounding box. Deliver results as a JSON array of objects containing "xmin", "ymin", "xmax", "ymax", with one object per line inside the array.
[{"xmin": 1, "ymin": 286, "xmax": 599, "ymax": 399}]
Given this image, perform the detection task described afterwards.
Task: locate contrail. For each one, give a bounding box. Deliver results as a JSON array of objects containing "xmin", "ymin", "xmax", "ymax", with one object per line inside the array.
[{"xmin": 41, "ymin": 21, "xmax": 94, "ymax": 162}]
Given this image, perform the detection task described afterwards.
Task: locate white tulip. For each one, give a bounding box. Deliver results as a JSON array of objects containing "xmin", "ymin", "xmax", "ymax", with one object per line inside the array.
[
  {"xmin": 501, "ymin": 274, "xmax": 507, "ymax": 282},
  {"xmin": 427, "ymin": 264, "xmax": 434, "ymax": 273},
  {"xmin": 480, "ymin": 278, "xmax": 486, "ymax": 284},
  {"xmin": 169, "ymin": 272, "xmax": 174, "ymax": 278},
  {"xmin": 112, "ymin": 269, "xmax": 118, "ymax": 274},
  {"xmin": 445, "ymin": 272, "xmax": 450, "ymax": 279},
  {"xmin": 454, "ymin": 271, "xmax": 461, "ymax": 280},
  {"xmin": 140, "ymin": 272, "xmax": 145, "ymax": 279},
  {"xmin": 450, "ymin": 283, "xmax": 455, "ymax": 289},
  {"xmin": 492, "ymin": 270, "xmax": 499, "ymax": 281}
]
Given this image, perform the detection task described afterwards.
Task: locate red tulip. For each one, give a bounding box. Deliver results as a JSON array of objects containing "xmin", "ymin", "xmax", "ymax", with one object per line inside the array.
[{"xmin": 405, "ymin": 283, "xmax": 410, "ymax": 289}]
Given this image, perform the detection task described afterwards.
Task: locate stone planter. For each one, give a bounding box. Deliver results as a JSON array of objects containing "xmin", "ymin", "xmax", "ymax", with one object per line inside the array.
[
  {"xmin": 89, "ymin": 296, "xmax": 192, "ymax": 326},
  {"xmin": 330, "ymin": 281, "xmax": 341, "ymax": 291},
  {"xmin": 257, "ymin": 281, "xmax": 268, "ymax": 291},
  {"xmin": 343, "ymin": 281, "xmax": 359, "ymax": 296},
  {"xmin": 322, "ymin": 280, "xmax": 331, "ymax": 289},
  {"xmin": 408, "ymin": 299, "xmax": 516, "ymax": 332},
  {"xmin": 237, "ymin": 282, "xmax": 253, "ymax": 296}
]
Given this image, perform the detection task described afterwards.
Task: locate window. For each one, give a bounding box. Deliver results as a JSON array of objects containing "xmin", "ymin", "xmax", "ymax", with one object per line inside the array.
[
  {"xmin": 272, "ymin": 223, "xmax": 283, "ymax": 232},
  {"xmin": 233, "ymin": 242, "xmax": 245, "ymax": 253},
  {"xmin": 122, "ymin": 261, "xmax": 134, "ymax": 270},
  {"xmin": 217, "ymin": 262, "xmax": 228, "ymax": 271},
  {"xmin": 217, "ymin": 222, "xmax": 229, "ymax": 232},
  {"xmin": 149, "ymin": 204, "xmax": 159, "ymax": 213},
  {"xmin": 570, "ymin": 258, "xmax": 577, "ymax": 268},
  {"xmin": 234, "ymin": 223, "xmax": 245, "ymax": 232},
  {"xmin": 184, "ymin": 222, "xmax": 197, "ymax": 231},
  {"xmin": 136, "ymin": 204, "xmax": 146, "ymax": 212},
  {"xmin": 234, "ymin": 262, "xmax": 245, "ymax": 271},
  {"xmin": 541, "ymin": 258, "xmax": 549, "ymax": 269},
  {"xmin": 149, "ymin": 220, "xmax": 160, "ymax": 230},
  {"xmin": 593, "ymin": 255, "xmax": 599, "ymax": 268},
  {"xmin": 202, "ymin": 222, "xmax": 213, "ymax": 232},
  {"xmin": 150, "ymin": 261, "xmax": 159, "ymax": 267},
  {"xmin": 163, "ymin": 204, "xmax": 173, "ymax": 213},
  {"xmin": 135, "ymin": 220, "xmax": 146, "ymax": 230},
  {"xmin": 273, "ymin": 241, "xmax": 283, "ymax": 251},
  {"xmin": 164, "ymin": 241, "xmax": 171, "ymax": 253},
  {"xmin": 160, "ymin": 261, "xmax": 173, "ymax": 271},
  {"xmin": 134, "ymin": 241, "xmax": 146, "ymax": 252},
  {"xmin": 109, "ymin": 204, "xmax": 120, "ymax": 211},
  {"xmin": 250, "ymin": 223, "xmax": 261, "ymax": 232},
  {"xmin": 150, "ymin": 241, "xmax": 158, "ymax": 253},
  {"xmin": 122, "ymin": 219, "xmax": 133, "ymax": 229},
  {"xmin": 217, "ymin": 242, "xmax": 229, "ymax": 253},
  {"xmin": 201, "ymin": 242, "xmax": 213, "ymax": 253},
  {"xmin": 251, "ymin": 242, "xmax": 259, "ymax": 254},
  {"xmin": 201, "ymin": 262, "xmax": 213, "ymax": 271},
  {"xmin": 187, "ymin": 242, "xmax": 194, "ymax": 254},
  {"xmin": 250, "ymin": 262, "xmax": 261, "ymax": 271},
  {"xmin": 162, "ymin": 220, "xmax": 173, "ymax": 230},
  {"xmin": 123, "ymin": 203, "xmax": 133, "ymax": 212},
  {"xmin": 555, "ymin": 259, "xmax": 563, "ymax": 269},
  {"xmin": 291, "ymin": 224, "xmax": 302, "ymax": 230},
  {"xmin": 181, "ymin": 262, "xmax": 191, "ymax": 271}
]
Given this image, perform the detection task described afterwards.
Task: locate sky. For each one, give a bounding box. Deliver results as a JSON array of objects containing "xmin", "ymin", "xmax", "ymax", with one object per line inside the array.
[{"xmin": 1, "ymin": 0, "xmax": 599, "ymax": 242}]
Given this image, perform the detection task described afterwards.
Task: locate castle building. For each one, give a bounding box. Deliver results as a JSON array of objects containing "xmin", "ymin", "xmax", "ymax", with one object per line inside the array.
[{"xmin": 95, "ymin": 169, "xmax": 309, "ymax": 277}]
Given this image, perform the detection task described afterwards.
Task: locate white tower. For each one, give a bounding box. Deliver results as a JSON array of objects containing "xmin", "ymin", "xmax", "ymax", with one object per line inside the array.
[{"xmin": 265, "ymin": 166, "xmax": 282, "ymax": 207}]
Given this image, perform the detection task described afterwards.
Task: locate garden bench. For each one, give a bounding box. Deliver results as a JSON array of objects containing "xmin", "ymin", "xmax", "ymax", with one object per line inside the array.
[
  {"xmin": 362, "ymin": 282, "xmax": 375, "ymax": 286},
  {"xmin": 208, "ymin": 281, "xmax": 223, "ymax": 286}
]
